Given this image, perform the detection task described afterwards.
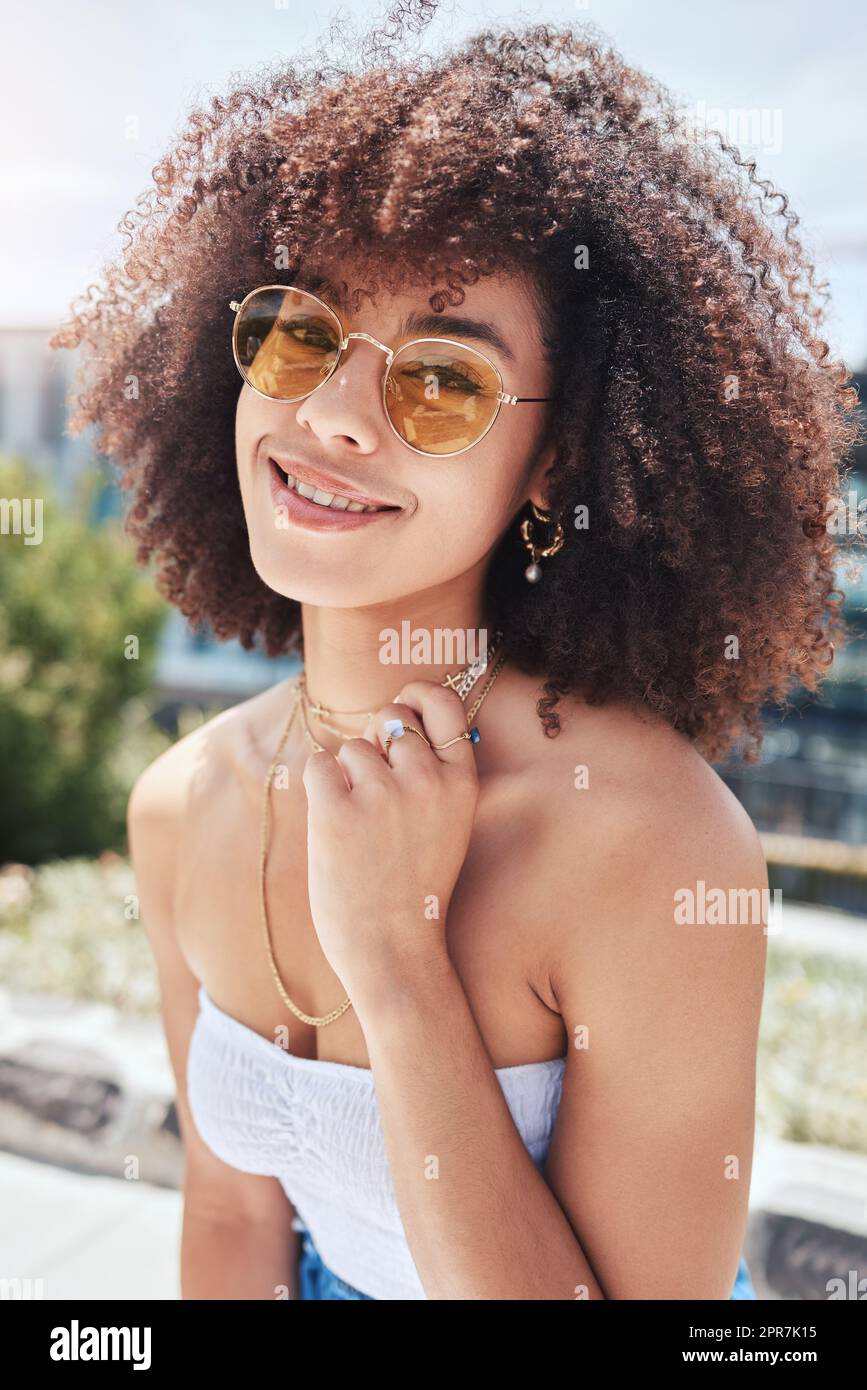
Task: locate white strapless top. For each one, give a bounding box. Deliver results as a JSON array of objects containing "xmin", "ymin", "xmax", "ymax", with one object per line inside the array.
[{"xmin": 186, "ymin": 984, "xmax": 567, "ymax": 1299}]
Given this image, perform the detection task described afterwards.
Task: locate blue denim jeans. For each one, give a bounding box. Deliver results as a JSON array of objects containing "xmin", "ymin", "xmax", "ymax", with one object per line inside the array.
[
  {"xmin": 296, "ymin": 1226, "xmax": 757, "ymax": 1300},
  {"xmin": 730, "ymin": 1254, "xmax": 757, "ymax": 1300},
  {"xmin": 297, "ymin": 1229, "xmax": 376, "ymax": 1300}
]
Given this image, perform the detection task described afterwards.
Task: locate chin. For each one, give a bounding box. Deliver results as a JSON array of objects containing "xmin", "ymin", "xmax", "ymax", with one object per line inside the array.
[{"xmin": 245, "ymin": 536, "xmax": 395, "ymax": 608}]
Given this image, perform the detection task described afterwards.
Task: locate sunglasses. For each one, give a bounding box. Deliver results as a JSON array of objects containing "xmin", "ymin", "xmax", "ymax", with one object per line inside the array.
[{"xmin": 229, "ymin": 284, "xmax": 553, "ymax": 457}]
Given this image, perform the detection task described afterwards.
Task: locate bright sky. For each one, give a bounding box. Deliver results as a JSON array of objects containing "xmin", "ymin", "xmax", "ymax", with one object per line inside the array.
[{"xmin": 3, "ymin": 0, "xmax": 865, "ymax": 366}]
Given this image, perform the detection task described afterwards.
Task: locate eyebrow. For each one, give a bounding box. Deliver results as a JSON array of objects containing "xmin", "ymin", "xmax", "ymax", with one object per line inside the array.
[
  {"xmin": 396, "ymin": 311, "xmax": 516, "ymax": 364},
  {"xmin": 302, "ymin": 273, "xmax": 516, "ymax": 364}
]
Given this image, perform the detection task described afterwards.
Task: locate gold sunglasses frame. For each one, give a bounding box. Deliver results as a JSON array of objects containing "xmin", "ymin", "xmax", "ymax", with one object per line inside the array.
[{"xmin": 229, "ymin": 283, "xmax": 553, "ymax": 458}]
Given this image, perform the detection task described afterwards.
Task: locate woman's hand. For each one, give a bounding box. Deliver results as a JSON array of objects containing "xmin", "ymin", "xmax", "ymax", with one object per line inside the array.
[{"xmin": 301, "ymin": 680, "xmax": 479, "ymax": 1008}]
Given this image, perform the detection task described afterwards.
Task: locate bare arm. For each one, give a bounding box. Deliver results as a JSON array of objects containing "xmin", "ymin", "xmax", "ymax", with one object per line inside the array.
[
  {"xmin": 358, "ymin": 949, "xmax": 603, "ymax": 1299},
  {"xmin": 542, "ymin": 777, "xmax": 768, "ymax": 1299},
  {"xmin": 128, "ymin": 746, "xmax": 300, "ymax": 1300},
  {"xmin": 352, "ymin": 769, "xmax": 767, "ymax": 1300}
]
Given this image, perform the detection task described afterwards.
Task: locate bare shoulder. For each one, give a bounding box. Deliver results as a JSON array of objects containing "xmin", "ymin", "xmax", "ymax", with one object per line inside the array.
[
  {"xmin": 543, "ymin": 694, "xmax": 766, "ymax": 871},
  {"xmin": 530, "ymin": 693, "xmax": 769, "ymax": 1007},
  {"xmin": 126, "ymin": 676, "xmax": 298, "ymax": 881}
]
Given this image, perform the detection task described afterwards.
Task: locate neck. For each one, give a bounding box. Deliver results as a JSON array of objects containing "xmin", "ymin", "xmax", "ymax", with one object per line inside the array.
[{"xmin": 298, "ymin": 578, "xmax": 498, "ymax": 716}]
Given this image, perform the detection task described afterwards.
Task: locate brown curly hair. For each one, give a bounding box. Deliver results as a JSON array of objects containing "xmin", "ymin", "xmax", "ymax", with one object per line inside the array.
[{"xmin": 51, "ymin": 1, "xmax": 863, "ymax": 763}]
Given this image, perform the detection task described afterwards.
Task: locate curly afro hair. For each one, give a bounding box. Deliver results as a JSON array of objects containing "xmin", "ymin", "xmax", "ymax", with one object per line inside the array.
[{"xmin": 51, "ymin": 1, "xmax": 863, "ymax": 763}]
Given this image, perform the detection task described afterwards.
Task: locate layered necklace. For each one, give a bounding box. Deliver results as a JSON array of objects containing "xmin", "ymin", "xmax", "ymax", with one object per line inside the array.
[
  {"xmin": 259, "ymin": 632, "xmax": 507, "ymax": 1028},
  {"xmin": 297, "ymin": 629, "xmax": 505, "ymax": 752}
]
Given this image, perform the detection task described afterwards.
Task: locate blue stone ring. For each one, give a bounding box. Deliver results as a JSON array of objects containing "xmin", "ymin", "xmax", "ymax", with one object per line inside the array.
[
  {"xmin": 381, "ymin": 719, "xmax": 481, "ymax": 763},
  {"xmin": 431, "ymin": 726, "xmax": 481, "ymax": 750}
]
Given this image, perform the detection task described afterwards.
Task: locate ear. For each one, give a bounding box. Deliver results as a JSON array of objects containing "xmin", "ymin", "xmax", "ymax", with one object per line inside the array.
[{"xmin": 525, "ymin": 435, "xmax": 558, "ymax": 511}]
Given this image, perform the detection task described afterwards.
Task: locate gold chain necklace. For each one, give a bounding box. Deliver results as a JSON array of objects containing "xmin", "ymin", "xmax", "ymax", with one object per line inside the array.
[
  {"xmin": 299, "ymin": 632, "xmax": 504, "ymax": 751},
  {"xmin": 259, "ymin": 648, "xmax": 508, "ymax": 1027}
]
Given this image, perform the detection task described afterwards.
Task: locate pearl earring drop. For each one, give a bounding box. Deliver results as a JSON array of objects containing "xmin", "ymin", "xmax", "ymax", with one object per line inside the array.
[{"xmin": 519, "ymin": 502, "xmax": 565, "ymax": 584}]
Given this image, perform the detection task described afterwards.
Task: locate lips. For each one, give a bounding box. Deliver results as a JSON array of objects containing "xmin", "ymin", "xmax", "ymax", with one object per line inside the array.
[
  {"xmin": 268, "ymin": 452, "xmax": 398, "ymax": 511},
  {"xmin": 271, "ymin": 459, "xmax": 392, "ymax": 513},
  {"xmin": 266, "ymin": 456, "xmax": 401, "ymax": 532}
]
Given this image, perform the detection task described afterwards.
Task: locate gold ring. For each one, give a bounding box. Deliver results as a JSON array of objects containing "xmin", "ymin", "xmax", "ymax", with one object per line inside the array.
[
  {"xmin": 403, "ymin": 724, "xmax": 431, "ymax": 747},
  {"xmin": 430, "ymin": 726, "xmax": 481, "ymax": 750},
  {"xmin": 382, "ymin": 722, "xmax": 431, "ymax": 764}
]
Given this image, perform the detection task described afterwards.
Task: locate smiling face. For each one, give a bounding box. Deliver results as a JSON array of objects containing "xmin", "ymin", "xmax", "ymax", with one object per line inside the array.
[{"xmin": 234, "ymin": 259, "xmax": 557, "ymax": 609}]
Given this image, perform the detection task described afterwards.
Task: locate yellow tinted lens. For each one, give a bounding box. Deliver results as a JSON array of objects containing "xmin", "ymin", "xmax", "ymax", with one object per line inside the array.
[
  {"xmin": 235, "ymin": 288, "xmax": 341, "ymax": 399},
  {"xmin": 384, "ymin": 341, "xmax": 501, "ymax": 454}
]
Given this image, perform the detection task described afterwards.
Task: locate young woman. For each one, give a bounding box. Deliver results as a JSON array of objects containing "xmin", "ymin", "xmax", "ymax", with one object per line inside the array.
[{"xmin": 53, "ymin": 9, "xmax": 859, "ymax": 1300}]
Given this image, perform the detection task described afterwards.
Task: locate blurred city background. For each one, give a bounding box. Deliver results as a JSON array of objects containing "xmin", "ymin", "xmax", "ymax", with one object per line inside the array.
[{"xmin": 1, "ymin": 0, "xmax": 865, "ymax": 1302}]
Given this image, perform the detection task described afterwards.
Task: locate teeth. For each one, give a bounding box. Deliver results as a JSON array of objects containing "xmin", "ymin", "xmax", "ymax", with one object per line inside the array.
[{"xmin": 274, "ymin": 461, "xmax": 386, "ymax": 513}]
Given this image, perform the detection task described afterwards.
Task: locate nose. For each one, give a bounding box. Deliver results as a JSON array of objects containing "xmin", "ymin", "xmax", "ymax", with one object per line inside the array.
[{"xmin": 293, "ymin": 334, "xmax": 391, "ymax": 453}]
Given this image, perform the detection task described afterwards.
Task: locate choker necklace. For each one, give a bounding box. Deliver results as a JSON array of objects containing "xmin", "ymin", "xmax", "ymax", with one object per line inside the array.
[
  {"xmin": 259, "ymin": 642, "xmax": 507, "ymax": 1027},
  {"xmin": 299, "ymin": 629, "xmax": 504, "ymax": 753}
]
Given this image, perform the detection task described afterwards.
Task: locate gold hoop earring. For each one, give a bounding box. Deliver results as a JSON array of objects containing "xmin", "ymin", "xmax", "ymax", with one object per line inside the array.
[{"xmin": 519, "ymin": 501, "xmax": 565, "ymax": 583}]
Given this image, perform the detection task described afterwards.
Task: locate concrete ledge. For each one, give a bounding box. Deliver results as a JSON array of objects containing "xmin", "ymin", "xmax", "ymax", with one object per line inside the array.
[
  {"xmin": 0, "ymin": 986, "xmax": 180, "ymax": 1188},
  {"xmin": 746, "ymin": 1136, "xmax": 867, "ymax": 1299},
  {"xmin": 748, "ymin": 1211, "xmax": 867, "ymax": 1300}
]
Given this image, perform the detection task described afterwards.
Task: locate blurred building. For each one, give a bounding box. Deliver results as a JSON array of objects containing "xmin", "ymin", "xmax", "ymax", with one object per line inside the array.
[
  {"xmin": 0, "ymin": 329, "xmax": 93, "ymax": 491},
  {"xmin": 720, "ymin": 386, "xmax": 867, "ymax": 875},
  {"xmin": 155, "ymin": 611, "xmax": 298, "ymax": 717}
]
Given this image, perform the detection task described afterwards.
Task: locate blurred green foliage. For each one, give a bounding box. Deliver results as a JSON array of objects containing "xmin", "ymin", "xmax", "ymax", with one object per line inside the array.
[
  {"xmin": 757, "ymin": 941, "xmax": 867, "ymax": 1155},
  {"xmin": 0, "ymin": 455, "xmax": 169, "ymax": 863},
  {"xmin": 0, "ymin": 857, "xmax": 157, "ymax": 1012}
]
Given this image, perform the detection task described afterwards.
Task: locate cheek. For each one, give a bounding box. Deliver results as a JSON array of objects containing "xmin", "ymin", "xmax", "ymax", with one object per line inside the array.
[
  {"xmin": 234, "ymin": 386, "xmax": 262, "ymax": 482},
  {"xmin": 414, "ymin": 454, "xmax": 526, "ymax": 565},
  {"xmin": 234, "ymin": 387, "xmax": 298, "ymax": 514},
  {"xmin": 234, "ymin": 390, "xmax": 253, "ymax": 491},
  {"xmin": 446, "ymin": 428, "xmax": 537, "ymax": 525}
]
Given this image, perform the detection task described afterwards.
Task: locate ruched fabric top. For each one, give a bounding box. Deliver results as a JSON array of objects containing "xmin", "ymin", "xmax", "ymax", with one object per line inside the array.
[{"xmin": 186, "ymin": 984, "xmax": 567, "ymax": 1299}]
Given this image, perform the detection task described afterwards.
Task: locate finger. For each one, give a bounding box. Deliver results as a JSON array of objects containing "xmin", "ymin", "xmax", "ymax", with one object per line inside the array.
[
  {"xmin": 301, "ymin": 748, "xmax": 351, "ymax": 806},
  {"xmin": 358, "ymin": 691, "xmax": 440, "ymax": 748},
  {"xmin": 335, "ymin": 734, "xmax": 393, "ymax": 788},
  {"xmin": 391, "ymin": 681, "xmax": 478, "ymax": 769},
  {"xmin": 368, "ymin": 702, "xmax": 436, "ymax": 769},
  {"xmin": 359, "ymin": 712, "xmax": 385, "ymax": 750}
]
